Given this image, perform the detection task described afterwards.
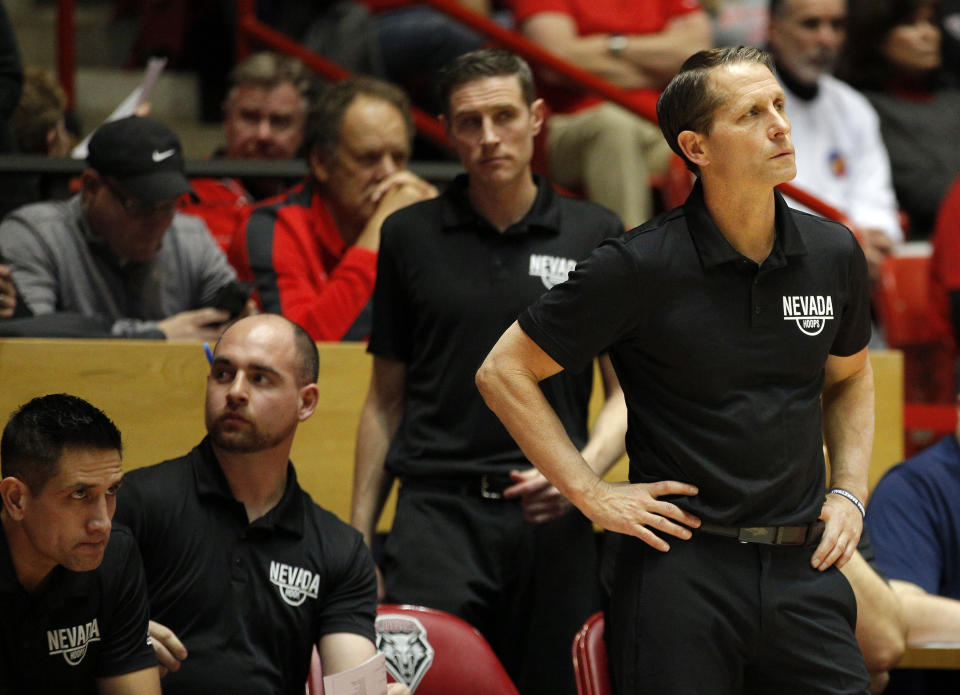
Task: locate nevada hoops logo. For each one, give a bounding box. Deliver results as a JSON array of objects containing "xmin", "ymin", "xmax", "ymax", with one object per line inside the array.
[
  {"xmin": 376, "ymin": 614, "xmax": 435, "ymax": 694},
  {"xmin": 529, "ymin": 254, "xmax": 578, "ymax": 290},
  {"xmin": 782, "ymin": 295, "xmax": 835, "ymax": 336},
  {"xmin": 269, "ymin": 561, "xmax": 320, "ymax": 607},
  {"xmin": 47, "ymin": 619, "xmax": 101, "ymax": 666}
]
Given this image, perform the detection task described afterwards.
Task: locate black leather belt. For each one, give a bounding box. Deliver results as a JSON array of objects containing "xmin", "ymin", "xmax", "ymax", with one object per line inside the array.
[
  {"xmin": 400, "ymin": 473, "xmax": 516, "ymax": 500},
  {"xmin": 698, "ymin": 521, "xmax": 824, "ymax": 546}
]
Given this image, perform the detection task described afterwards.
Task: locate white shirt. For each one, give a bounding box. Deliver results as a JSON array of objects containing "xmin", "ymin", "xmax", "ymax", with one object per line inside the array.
[{"xmin": 782, "ymin": 73, "xmax": 903, "ymax": 243}]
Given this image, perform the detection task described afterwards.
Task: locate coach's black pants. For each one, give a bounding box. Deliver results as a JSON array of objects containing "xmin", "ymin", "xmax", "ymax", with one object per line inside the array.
[
  {"xmin": 382, "ymin": 485, "xmax": 600, "ymax": 695},
  {"xmin": 608, "ymin": 531, "xmax": 870, "ymax": 695}
]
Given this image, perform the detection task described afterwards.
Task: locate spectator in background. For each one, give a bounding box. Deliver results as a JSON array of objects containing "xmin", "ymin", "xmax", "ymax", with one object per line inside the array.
[
  {"xmin": 931, "ymin": 175, "xmax": 960, "ymax": 346},
  {"xmin": 351, "ymin": 49, "xmax": 626, "ymax": 695},
  {"xmin": 362, "ymin": 0, "xmax": 486, "ymax": 100},
  {"xmin": 838, "ymin": 0, "xmax": 960, "ymax": 240},
  {"xmin": 768, "ymin": 0, "xmax": 902, "ymax": 281},
  {"xmin": 866, "ymin": 399, "xmax": 960, "ymax": 691},
  {"xmin": 181, "ymin": 52, "xmax": 315, "ymax": 252},
  {"xmin": 703, "ymin": 0, "xmax": 770, "ymax": 46},
  {"xmin": 514, "ymin": 0, "xmax": 712, "ymax": 229},
  {"xmin": 229, "ymin": 77, "xmax": 437, "ymax": 342},
  {"xmin": 0, "ymin": 116, "xmax": 242, "ymax": 340},
  {"xmin": 10, "ymin": 68, "xmax": 72, "ymax": 156}
]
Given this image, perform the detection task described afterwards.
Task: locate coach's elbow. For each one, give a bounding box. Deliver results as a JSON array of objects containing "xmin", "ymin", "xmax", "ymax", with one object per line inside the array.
[{"xmin": 475, "ymin": 350, "xmax": 503, "ymax": 405}]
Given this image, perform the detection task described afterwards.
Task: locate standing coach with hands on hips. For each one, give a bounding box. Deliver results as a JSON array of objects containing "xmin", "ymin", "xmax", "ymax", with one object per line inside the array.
[{"xmin": 478, "ymin": 46, "xmax": 875, "ymax": 695}]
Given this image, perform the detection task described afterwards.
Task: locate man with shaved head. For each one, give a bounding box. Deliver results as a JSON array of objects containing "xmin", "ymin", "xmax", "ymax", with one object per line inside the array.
[{"xmin": 115, "ymin": 314, "xmax": 404, "ymax": 695}]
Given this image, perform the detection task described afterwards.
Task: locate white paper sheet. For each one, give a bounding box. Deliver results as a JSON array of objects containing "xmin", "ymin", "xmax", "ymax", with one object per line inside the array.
[
  {"xmin": 71, "ymin": 56, "xmax": 169, "ymax": 159},
  {"xmin": 322, "ymin": 652, "xmax": 388, "ymax": 695}
]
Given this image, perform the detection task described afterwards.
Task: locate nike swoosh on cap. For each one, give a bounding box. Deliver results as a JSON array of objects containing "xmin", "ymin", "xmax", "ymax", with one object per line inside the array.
[{"xmin": 152, "ymin": 149, "xmax": 176, "ymax": 162}]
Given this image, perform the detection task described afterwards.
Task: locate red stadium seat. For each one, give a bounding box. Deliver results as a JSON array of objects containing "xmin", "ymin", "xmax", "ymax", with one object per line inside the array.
[
  {"xmin": 873, "ymin": 251, "xmax": 957, "ymax": 454},
  {"xmin": 874, "ymin": 253, "xmax": 946, "ymax": 347},
  {"xmin": 376, "ymin": 604, "xmax": 520, "ymax": 695},
  {"xmin": 572, "ymin": 612, "xmax": 612, "ymax": 695}
]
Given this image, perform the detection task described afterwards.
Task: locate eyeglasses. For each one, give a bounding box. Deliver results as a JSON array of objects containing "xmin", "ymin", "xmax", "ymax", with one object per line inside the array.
[{"xmin": 104, "ymin": 179, "xmax": 178, "ymax": 219}]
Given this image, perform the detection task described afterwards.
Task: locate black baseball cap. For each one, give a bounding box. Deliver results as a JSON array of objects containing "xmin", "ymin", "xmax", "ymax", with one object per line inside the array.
[{"xmin": 87, "ymin": 115, "xmax": 192, "ymax": 203}]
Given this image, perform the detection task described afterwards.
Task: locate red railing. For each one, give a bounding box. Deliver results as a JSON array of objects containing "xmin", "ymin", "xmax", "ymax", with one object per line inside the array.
[{"xmin": 57, "ymin": 0, "xmax": 76, "ymax": 110}]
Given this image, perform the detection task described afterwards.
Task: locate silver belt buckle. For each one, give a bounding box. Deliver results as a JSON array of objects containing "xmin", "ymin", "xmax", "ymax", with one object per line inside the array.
[
  {"xmin": 480, "ymin": 475, "xmax": 503, "ymax": 500},
  {"xmin": 737, "ymin": 527, "xmax": 775, "ymax": 544}
]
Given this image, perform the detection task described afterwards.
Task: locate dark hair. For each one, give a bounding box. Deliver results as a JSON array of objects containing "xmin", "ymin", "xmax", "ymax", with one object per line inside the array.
[
  {"xmin": 768, "ymin": 0, "xmax": 787, "ymax": 18},
  {"xmin": 1, "ymin": 394, "xmax": 122, "ymax": 493},
  {"xmin": 12, "ymin": 67, "xmax": 67, "ymax": 154},
  {"xmin": 214, "ymin": 315, "xmax": 319, "ymax": 386},
  {"xmin": 289, "ymin": 318, "xmax": 320, "ymax": 385},
  {"xmin": 837, "ymin": 0, "xmax": 942, "ymax": 90},
  {"xmin": 657, "ymin": 46, "xmax": 775, "ymax": 174},
  {"xmin": 435, "ymin": 48, "xmax": 537, "ymax": 116},
  {"xmin": 305, "ymin": 77, "xmax": 414, "ymax": 165}
]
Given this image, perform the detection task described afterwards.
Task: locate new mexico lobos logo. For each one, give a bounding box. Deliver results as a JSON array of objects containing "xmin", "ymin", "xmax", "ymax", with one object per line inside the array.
[
  {"xmin": 376, "ymin": 614, "xmax": 435, "ymax": 693},
  {"xmin": 782, "ymin": 295, "xmax": 834, "ymax": 336}
]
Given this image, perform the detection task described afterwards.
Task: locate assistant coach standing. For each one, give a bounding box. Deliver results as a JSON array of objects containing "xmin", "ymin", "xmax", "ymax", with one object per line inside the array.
[{"xmin": 477, "ymin": 46, "xmax": 874, "ymax": 695}]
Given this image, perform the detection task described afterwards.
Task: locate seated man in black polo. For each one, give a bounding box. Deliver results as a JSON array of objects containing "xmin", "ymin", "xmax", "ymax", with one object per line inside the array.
[
  {"xmin": 0, "ymin": 393, "xmax": 159, "ymax": 694},
  {"xmin": 116, "ymin": 314, "xmax": 406, "ymax": 695}
]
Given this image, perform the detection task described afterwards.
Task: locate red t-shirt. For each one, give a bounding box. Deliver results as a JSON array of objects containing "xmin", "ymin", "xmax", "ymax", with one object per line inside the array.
[{"xmin": 511, "ymin": 0, "xmax": 702, "ymax": 114}]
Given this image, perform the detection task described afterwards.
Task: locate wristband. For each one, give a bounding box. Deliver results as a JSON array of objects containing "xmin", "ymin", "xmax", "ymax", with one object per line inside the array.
[{"xmin": 828, "ymin": 488, "xmax": 865, "ymax": 518}]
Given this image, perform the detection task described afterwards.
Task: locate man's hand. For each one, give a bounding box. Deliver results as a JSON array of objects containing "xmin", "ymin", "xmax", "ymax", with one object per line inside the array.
[
  {"xmin": 504, "ymin": 468, "xmax": 572, "ymax": 523},
  {"xmin": 580, "ymin": 479, "xmax": 700, "ymax": 552},
  {"xmin": 148, "ymin": 620, "xmax": 187, "ymax": 678},
  {"xmin": 157, "ymin": 307, "xmax": 232, "ymax": 341},
  {"xmin": 355, "ymin": 172, "xmax": 439, "ymax": 251},
  {"xmin": 0, "ymin": 264, "xmax": 17, "ymax": 319},
  {"xmin": 811, "ymin": 493, "xmax": 863, "ymax": 571},
  {"xmin": 858, "ymin": 227, "xmax": 894, "ymax": 283},
  {"xmin": 387, "ymin": 682, "xmax": 411, "ymax": 695}
]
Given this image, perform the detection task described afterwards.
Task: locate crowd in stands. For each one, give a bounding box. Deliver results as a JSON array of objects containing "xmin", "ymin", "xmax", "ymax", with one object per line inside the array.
[{"xmin": 1, "ymin": 0, "xmax": 960, "ymax": 693}]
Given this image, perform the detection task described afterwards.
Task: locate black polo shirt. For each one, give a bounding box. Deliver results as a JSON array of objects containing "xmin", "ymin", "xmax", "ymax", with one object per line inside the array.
[
  {"xmin": 115, "ymin": 438, "xmax": 377, "ymax": 695},
  {"xmin": 0, "ymin": 525, "xmax": 156, "ymax": 694},
  {"xmin": 370, "ymin": 173, "xmax": 624, "ymax": 477},
  {"xmin": 520, "ymin": 180, "xmax": 871, "ymax": 526}
]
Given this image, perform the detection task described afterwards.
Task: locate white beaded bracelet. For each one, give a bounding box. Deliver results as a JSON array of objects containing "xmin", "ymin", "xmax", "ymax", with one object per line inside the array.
[{"xmin": 828, "ymin": 488, "xmax": 866, "ymax": 518}]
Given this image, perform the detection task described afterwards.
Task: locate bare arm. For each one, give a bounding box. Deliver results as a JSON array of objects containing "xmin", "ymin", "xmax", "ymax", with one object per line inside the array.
[
  {"xmin": 581, "ymin": 353, "xmax": 628, "ymax": 477},
  {"xmin": 504, "ymin": 353, "xmax": 627, "ymax": 523},
  {"xmin": 841, "ymin": 552, "xmax": 906, "ymax": 683},
  {"xmin": 0, "ymin": 263, "xmax": 16, "ymax": 318},
  {"xmin": 351, "ymin": 357, "xmax": 406, "ymax": 548},
  {"xmin": 522, "ymin": 11, "xmax": 712, "ymax": 89},
  {"xmin": 477, "ymin": 321, "xmax": 699, "ymax": 550},
  {"xmin": 318, "ymin": 633, "xmax": 410, "ymax": 695},
  {"xmin": 354, "ymin": 172, "xmax": 438, "ymax": 252},
  {"xmin": 890, "ymin": 580, "xmax": 960, "ymax": 644},
  {"xmin": 813, "ymin": 347, "xmax": 874, "ymax": 571},
  {"xmin": 97, "ymin": 667, "xmax": 161, "ymax": 695}
]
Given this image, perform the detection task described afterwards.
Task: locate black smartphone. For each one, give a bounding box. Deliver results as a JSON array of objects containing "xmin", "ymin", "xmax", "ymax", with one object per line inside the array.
[{"xmin": 211, "ymin": 281, "xmax": 253, "ymax": 318}]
